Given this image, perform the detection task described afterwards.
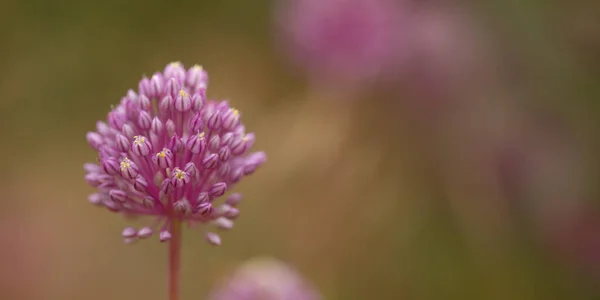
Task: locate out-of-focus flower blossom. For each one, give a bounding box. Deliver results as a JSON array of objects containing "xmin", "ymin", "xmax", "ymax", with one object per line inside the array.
[
  {"xmin": 547, "ymin": 208, "xmax": 600, "ymax": 278},
  {"xmin": 209, "ymin": 257, "xmax": 321, "ymax": 300},
  {"xmin": 405, "ymin": 4, "xmax": 488, "ymax": 105},
  {"xmin": 0, "ymin": 217, "xmax": 50, "ymax": 299},
  {"xmin": 276, "ymin": 0, "xmax": 407, "ymax": 84},
  {"xmin": 84, "ymin": 62, "xmax": 266, "ymax": 245}
]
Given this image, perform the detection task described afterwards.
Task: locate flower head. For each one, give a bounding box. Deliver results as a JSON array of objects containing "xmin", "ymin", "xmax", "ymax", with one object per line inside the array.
[
  {"xmin": 208, "ymin": 257, "xmax": 321, "ymax": 300},
  {"xmin": 277, "ymin": 0, "xmax": 406, "ymax": 84},
  {"xmin": 84, "ymin": 62, "xmax": 266, "ymax": 244}
]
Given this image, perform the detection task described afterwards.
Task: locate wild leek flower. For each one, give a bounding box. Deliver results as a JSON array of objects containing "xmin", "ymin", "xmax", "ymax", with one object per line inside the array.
[
  {"xmin": 208, "ymin": 257, "xmax": 321, "ymax": 300},
  {"xmin": 276, "ymin": 0, "xmax": 406, "ymax": 84},
  {"xmin": 84, "ymin": 62, "xmax": 266, "ymax": 300}
]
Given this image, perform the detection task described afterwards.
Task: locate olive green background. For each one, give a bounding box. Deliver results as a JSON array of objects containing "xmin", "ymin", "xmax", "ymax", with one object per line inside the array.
[{"xmin": 1, "ymin": 1, "xmax": 599, "ymax": 299}]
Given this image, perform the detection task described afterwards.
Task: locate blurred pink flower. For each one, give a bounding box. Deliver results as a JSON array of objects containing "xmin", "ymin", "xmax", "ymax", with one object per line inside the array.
[
  {"xmin": 276, "ymin": 0, "xmax": 407, "ymax": 84},
  {"xmin": 403, "ymin": 4, "xmax": 488, "ymax": 107},
  {"xmin": 548, "ymin": 208, "xmax": 600, "ymax": 278},
  {"xmin": 0, "ymin": 217, "xmax": 50, "ymax": 299},
  {"xmin": 209, "ymin": 257, "xmax": 322, "ymax": 300}
]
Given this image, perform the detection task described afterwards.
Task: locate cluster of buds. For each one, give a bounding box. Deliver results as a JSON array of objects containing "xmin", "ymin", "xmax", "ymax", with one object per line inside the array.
[{"xmin": 85, "ymin": 62, "xmax": 266, "ymax": 245}]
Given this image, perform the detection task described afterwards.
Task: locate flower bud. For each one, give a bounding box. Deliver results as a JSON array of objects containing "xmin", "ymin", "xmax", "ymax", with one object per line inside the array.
[
  {"xmin": 151, "ymin": 117, "xmax": 164, "ymax": 135},
  {"xmin": 184, "ymin": 162, "xmax": 197, "ymax": 177},
  {"xmin": 132, "ymin": 135, "xmax": 153, "ymax": 156},
  {"xmin": 160, "ymin": 95, "xmax": 174, "ymax": 114},
  {"xmin": 222, "ymin": 108, "xmax": 240, "ymax": 130},
  {"xmin": 166, "ymin": 77, "xmax": 180, "ymax": 99},
  {"xmin": 138, "ymin": 111, "xmax": 152, "ymax": 130},
  {"xmin": 207, "ymin": 111, "xmax": 222, "ymax": 130},
  {"xmin": 115, "ymin": 134, "xmax": 129, "ymax": 152},
  {"xmin": 121, "ymin": 123, "xmax": 135, "ymax": 139},
  {"xmin": 203, "ymin": 153, "xmax": 219, "ymax": 169},
  {"xmin": 186, "ymin": 132, "xmax": 206, "ymax": 154},
  {"xmin": 189, "ymin": 113, "xmax": 204, "ymax": 133},
  {"xmin": 134, "ymin": 175, "xmax": 148, "ymax": 192},
  {"xmin": 175, "ymin": 89, "xmax": 192, "ymax": 112},
  {"xmin": 139, "ymin": 94, "xmax": 151, "ymax": 110},
  {"xmin": 205, "ymin": 232, "xmax": 221, "ymax": 246},
  {"xmin": 150, "ymin": 73, "xmax": 163, "ymax": 98},
  {"xmin": 120, "ymin": 158, "xmax": 139, "ymax": 179},
  {"xmin": 196, "ymin": 202, "xmax": 213, "ymax": 216},
  {"xmin": 137, "ymin": 227, "xmax": 153, "ymax": 239},
  {"xmin": 122, "ymin": 227, "xmax": 137, "ymax": 238},
  {"xmin": 86, "ymin": 132, "xmax": 104, "ymax": 150},
  {"xmin": 160, "ymin": 230, "xmax": 172, "ymax": 242},
  {"xmin": 225, "ymin": 193, "xmax": 242, "ymax": 206},
  {"xmin": 153, "ymin": 148, "xmax": 173, "ymax": 169},
  {"xmin": 102, "ymin": 157, "xmax": 120, "ymax": 175},
  {"xmin": 209, "ymin": 182, "xmax": 227, "ymax": 198},
  {"xmin": 109, "ymin": 189, "xmax": 127, "ymax": 203},
  {"xmin": 171, "ymin": 168, "xmax": 190, "ymax": 188}
]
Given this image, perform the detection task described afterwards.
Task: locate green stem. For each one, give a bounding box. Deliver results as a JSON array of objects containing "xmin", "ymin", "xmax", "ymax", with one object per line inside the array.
[{"xmin": 169, "ymin": 219, "xmax": 182, "ymax": 300}]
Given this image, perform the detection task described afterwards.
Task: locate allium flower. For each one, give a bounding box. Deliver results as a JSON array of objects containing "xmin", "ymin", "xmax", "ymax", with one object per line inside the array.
[
  {"xmin": 84, "ymin": 62, "xmax": 266, "ymax": 245},
  {"xmin": 277, "ymin": 0, "xmax": 406, "ymax": 84},
  {"xmin": 209, "ymin": 257, "xmax": 321, "ymax": 300}
]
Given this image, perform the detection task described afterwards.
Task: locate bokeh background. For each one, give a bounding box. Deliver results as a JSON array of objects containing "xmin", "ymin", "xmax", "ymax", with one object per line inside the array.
[{"xmin": 1, "ymin": 0, "xmax": 599, "ymax": 299}]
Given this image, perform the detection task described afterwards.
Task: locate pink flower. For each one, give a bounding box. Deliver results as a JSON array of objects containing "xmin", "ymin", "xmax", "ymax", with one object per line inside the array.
[
  {"xmin": 277, "ymin": 0, "xmax": 407, "ymax": 84},
  {"xmin": 209, "ymin": 257, "xmax": 321, "ymax": 300},
  {"xmin": 84, "ymin": 62, "xmax": 266, "ymax": 245}
]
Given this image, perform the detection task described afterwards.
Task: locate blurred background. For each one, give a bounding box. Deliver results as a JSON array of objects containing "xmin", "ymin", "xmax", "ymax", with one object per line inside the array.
[{"xmin": 1, "ymin": 0, "xmax": 599, "ymax": 299}]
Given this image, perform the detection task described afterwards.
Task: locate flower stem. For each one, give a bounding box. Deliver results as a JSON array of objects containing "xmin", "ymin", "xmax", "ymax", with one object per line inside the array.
[{"xmin": 169, "ymin": 219, "xmax": 182, "ymax": 300}]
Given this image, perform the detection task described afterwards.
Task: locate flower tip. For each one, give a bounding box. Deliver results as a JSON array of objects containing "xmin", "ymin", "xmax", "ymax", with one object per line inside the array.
[
  {"xmin": 169, "ymin": 61, "xmax": 182, "ymax": 68},
  {"xmin": 249, "ymin": 151, "xmax": 267, "ymax": 164},
  {"xmin": 225, "ymin": 207, "xmax": 240, "ymax": 220},
  {"xmin": 206, "ymin": 232, "xmax": 221, "ymax": 246},
  {"xmin": 86, "ymin": 132, "xmax": 103, "ymax": 150},
  {"xmin": 88, "ymin": 193, "xmax": 104, "ymax": 206},
  {"xmin": 215, "ymin": 217, "xmax": 234, "ymax": 230},
  {"xmin": 122, "ymin": 227, "xmax": 137, "ymax": 238},
  {"xmin": 175, "ymin": 88, "xmax": 192, "ymax": 112},
  {"xmin": 196, "ymin": 202, "xmax": 213, "ymax": 216},
  {"xmin": 137, "ymin": 227, "xmax": 153, "ymax": 239},
  {"xmin": 225, "ymin": 193, "xmax": 242, "ymax": 206},
  {"xmin": 209, "ymin": 182, "xmax": 227, "ymax": 198},
  {"xmin": 83, "ymin": 163, "xmax": 101, "ymax": 173},
  {"xmin": 160, "ymin": 230, "xmax": 172, "ymax": 242}
]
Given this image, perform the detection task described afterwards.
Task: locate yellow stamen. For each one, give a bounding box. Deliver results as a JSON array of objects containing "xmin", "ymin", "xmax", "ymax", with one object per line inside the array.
[
  {"xmin": 174, "ymin": 168, "xmax": 185, "ymax": 180},
  {"xmin": 179, "ymin": 89, "xmax": 188, "ymax": 97},
  {"xmin": 133, "ymin": 136, "xmax": 146, "ymax": 145},
  {"xmin": 120, "ymin": 158, "xmax": 131, "ymax": 171}
]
